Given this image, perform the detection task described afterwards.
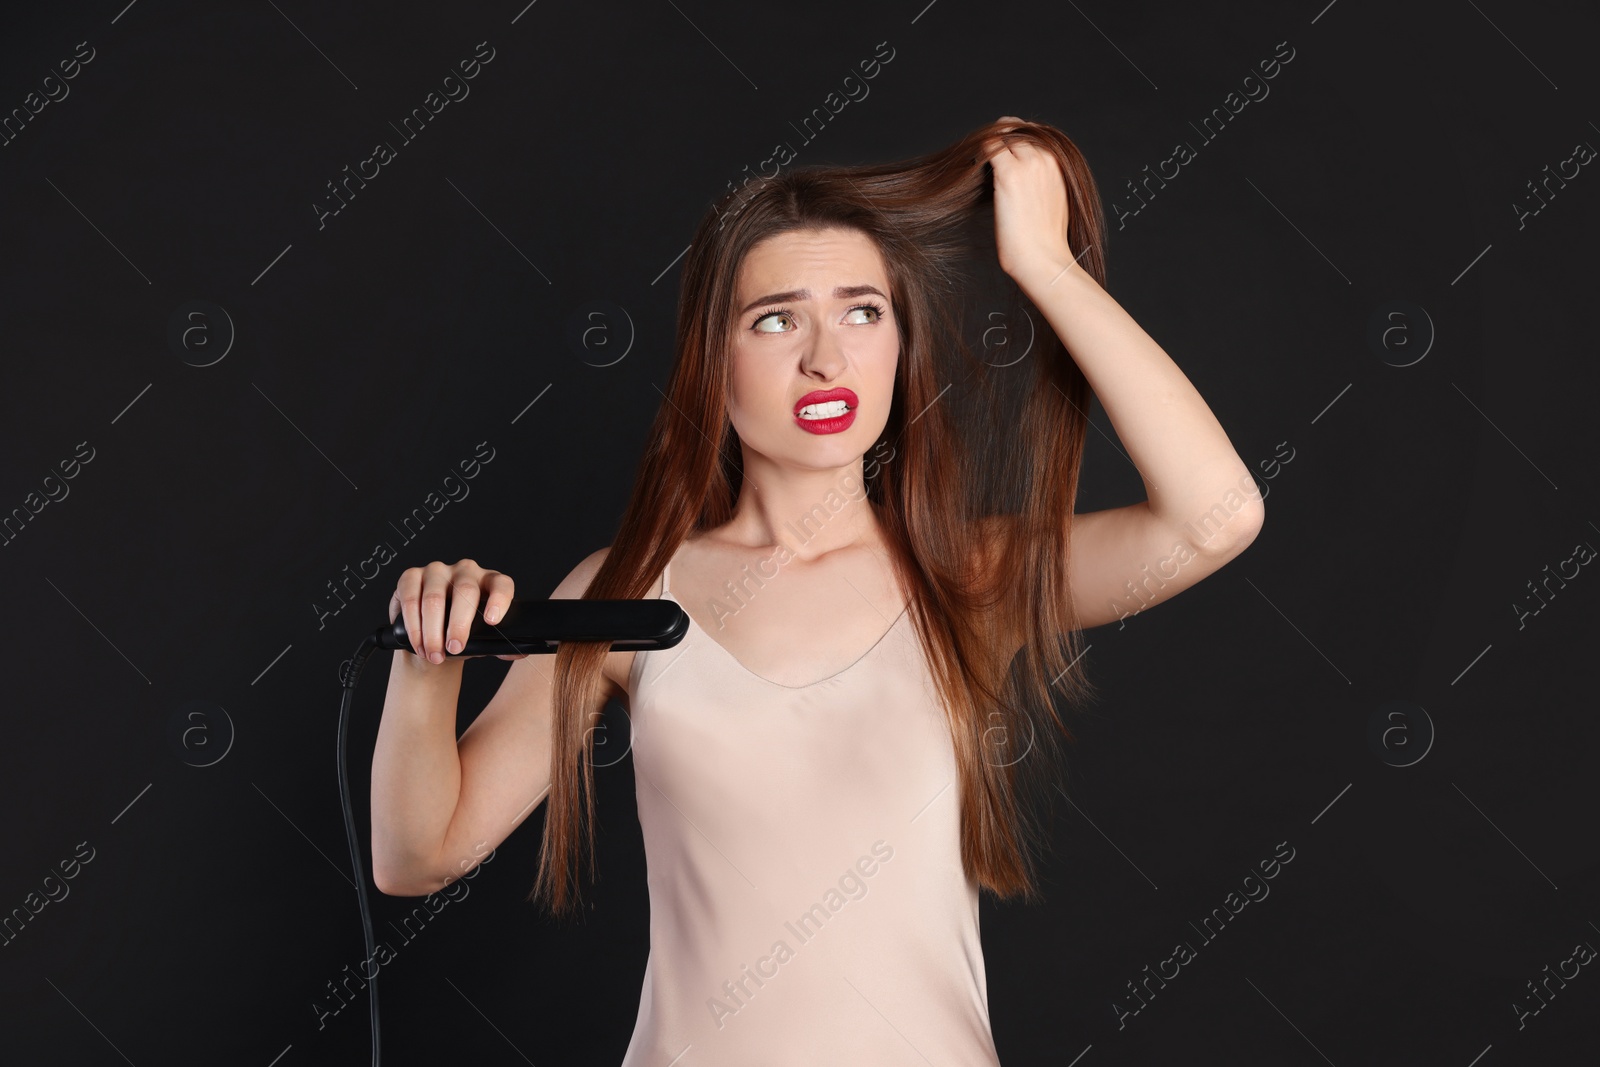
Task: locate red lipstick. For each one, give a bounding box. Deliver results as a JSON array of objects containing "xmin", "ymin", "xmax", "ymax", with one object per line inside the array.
[{"xmin": 793, "ymin": 387, "xmax": 858, "ymax": 435}]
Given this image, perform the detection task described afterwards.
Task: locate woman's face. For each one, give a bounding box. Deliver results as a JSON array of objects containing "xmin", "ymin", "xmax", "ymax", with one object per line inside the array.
[{"xmin": 726, "ymin": 226, "xmax": 899, "ymax": 474}]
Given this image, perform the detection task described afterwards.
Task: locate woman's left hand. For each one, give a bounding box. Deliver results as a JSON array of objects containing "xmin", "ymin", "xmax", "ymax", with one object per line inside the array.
[{"xmin": 980, "ymin": 116, "xmax": 1076, "ymax": 281}]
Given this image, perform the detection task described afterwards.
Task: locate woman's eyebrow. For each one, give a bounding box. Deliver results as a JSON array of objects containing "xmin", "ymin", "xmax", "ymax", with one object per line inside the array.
[{"xmin": 739, "ymin": 284, "xmax": 886, "ymax": 315}]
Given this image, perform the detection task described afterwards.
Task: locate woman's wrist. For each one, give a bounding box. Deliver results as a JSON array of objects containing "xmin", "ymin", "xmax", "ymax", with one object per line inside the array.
[{"xmin": 396, "ymin": 648, "xmax": 466, "ymax": 680}]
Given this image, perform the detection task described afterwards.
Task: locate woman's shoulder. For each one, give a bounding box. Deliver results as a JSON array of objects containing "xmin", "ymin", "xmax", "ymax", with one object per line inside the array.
[
  {"xmin": 565, "ymin": 534, "xmax": 709, "ymax": 606},
  {"xmin": 551, "ymin": 544, "xmax": 614, "ymax": 599}
]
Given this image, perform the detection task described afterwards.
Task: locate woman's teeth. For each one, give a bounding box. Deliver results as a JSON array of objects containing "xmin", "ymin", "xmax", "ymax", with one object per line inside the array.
[{"xmin": 798, "ymin": 400, "xmax": 851, "ymax": 419}]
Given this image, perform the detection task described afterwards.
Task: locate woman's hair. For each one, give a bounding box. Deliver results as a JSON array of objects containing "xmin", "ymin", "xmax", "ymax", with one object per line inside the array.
[{"xmin": 535, "ymin": 117, "xmax": 1109, "ymax": 919}]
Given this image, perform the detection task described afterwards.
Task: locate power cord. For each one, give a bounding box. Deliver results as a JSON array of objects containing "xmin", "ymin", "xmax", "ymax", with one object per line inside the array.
[{"xmin": 337, "ymin": 633, "xmax": 384, "ymax": 1066}]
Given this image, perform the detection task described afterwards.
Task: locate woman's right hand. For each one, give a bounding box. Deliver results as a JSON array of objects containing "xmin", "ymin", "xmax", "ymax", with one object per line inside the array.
[{"xmin": 389, "ymin": 559, "xmax": 529, "ymax": 664}]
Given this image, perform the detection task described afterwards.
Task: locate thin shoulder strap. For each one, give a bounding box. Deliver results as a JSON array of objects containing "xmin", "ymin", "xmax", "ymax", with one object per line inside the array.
[{"xmin": 660, "ymin": 538, "xmax": 687, "ymax": 596}]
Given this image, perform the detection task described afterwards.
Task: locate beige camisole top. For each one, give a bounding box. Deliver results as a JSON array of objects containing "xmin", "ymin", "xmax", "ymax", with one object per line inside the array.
[{"xmin": 619, "ymin": 543, "xmax": 1002, "ymax": 1065}]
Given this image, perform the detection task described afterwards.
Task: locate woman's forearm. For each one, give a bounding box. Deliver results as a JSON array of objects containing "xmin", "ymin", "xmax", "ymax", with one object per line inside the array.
[{"xmin": 369, "ymin": 653, "xmax": 466, "ymax": 894}]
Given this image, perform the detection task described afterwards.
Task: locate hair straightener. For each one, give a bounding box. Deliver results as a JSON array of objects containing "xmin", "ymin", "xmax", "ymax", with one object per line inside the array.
[{"xmin": 335, "ymin": 597, "xmax": 688, "ymax": 1066}]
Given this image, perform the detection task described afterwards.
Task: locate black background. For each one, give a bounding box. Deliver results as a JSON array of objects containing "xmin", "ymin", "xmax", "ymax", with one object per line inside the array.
[{"xmin": 1, "ymin": 1, "xmax": 1596, "ymax": 1064}]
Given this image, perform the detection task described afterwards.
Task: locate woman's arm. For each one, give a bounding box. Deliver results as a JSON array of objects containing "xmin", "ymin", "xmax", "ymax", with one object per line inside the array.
[
  {"xmin": 1016, "ymin": 260, "xmax": 1262, "ymax": 630},
  {"xmin": 986, "ymin": 128, "xmax": 1263, "ymax": 630}
]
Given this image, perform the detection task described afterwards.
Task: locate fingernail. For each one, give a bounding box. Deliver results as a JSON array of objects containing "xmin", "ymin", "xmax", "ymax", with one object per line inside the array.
[
  {"xmin": 448, "ymin": 639, "xmax": 462, "ymax": 654},
  {"xmin": 486, "ymin": 607, "xmax": 499, "ymax": 624}
]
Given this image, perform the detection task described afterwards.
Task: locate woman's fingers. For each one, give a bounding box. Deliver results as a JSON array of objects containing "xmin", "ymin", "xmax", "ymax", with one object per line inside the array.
[
  {"xmin": 481, "ymin": 570, "xmax": 515, "ymax": 627},
  {"xmin": 392, "ymin": 560, "xmax": 521, "ymax": 662},
  {"xmin": 395, "ymin": 567, "xmax": 425, "ymax": 658},
  {"xmin": 445, "ymin": 564, "xmax": 483, "ymax": 658}
]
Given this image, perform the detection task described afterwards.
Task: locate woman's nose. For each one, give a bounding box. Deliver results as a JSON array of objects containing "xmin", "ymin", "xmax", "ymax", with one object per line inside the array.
[{"xmin": 800, "ymin": 329, "xmax": 847, "ymax": 378}]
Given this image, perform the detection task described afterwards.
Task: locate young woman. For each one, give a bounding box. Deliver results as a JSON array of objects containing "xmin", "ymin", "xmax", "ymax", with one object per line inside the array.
[{"xmin": 370, "ymin": 115, "xmax": 1263, "ymax": 1064}]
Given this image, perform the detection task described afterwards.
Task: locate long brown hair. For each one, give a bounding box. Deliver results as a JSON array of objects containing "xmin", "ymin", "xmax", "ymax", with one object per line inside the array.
[{"xmin": 535, "ymin": 117, "xmax": 1108, "ymax": 918}]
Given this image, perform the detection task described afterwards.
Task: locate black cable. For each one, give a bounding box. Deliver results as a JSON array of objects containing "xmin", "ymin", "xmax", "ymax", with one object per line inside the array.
[{"xmin": 337, "ymin": 633, "xmax": 383, "ymax": 1067}]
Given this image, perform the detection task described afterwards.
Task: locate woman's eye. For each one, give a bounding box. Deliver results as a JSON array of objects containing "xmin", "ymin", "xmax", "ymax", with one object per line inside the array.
[
  {"xmin": 753, "ymin": 312, "xmax": 792, "ymax": 333},
  {"xmin": 845, "ymin": 305, "xmax": 880, "ymax": 324}
]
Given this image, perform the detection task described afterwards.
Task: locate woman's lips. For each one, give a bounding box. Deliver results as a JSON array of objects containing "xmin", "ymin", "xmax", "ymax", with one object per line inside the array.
[
  {"xmin": 794, "ymin": 387, "xmax": 858, "ymax": 435},
  {"xmin": 793, "ymin": 387, "xmax": 858, "ymax": 415},
  {"xmin": 794, "ymin": 407, "xmax": 857, "ymax": 434}
]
